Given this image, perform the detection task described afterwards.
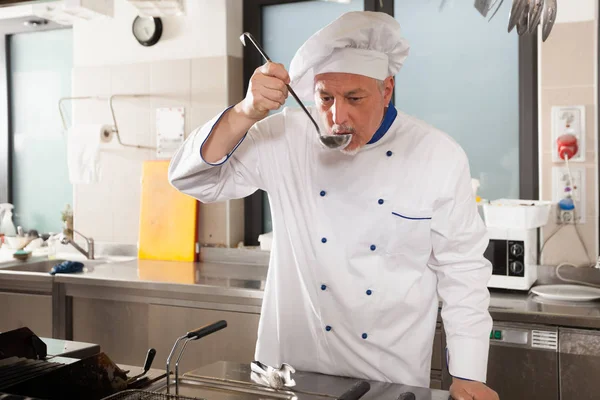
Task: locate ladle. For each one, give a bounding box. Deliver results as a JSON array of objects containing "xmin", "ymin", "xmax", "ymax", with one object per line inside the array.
[{"xmin": 240, "ymin": 32, "xmax": 351, "ymax": 150}]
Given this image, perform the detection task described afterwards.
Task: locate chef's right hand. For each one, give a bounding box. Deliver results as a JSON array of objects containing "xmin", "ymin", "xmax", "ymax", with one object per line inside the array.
[{"xmin": 240, "ymin": 62, "xmax": 290, "ymax": 121}]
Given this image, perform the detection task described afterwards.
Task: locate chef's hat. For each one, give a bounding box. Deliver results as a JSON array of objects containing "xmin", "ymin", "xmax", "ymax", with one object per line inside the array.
[{"xmin": 289, "ymin": 11, "xmax": 410, "ymax": 101}]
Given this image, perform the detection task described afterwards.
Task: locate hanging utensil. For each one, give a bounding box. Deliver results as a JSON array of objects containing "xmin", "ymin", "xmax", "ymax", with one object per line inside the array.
[
  {"xmin": 528, "ymin": 0, "xmax": 545, "ymax": 33},
  {"xmin": 474, "ymin": 0, "xmax": 492, "ymax": 16},
  {"xmin": 508, "ymin": 0, "xmax": 528, "ymax": 32},
  {"xmin": 474, "ymin": 0, "xmax": 504, "ymax": 20},
  {"xmin": 239, "ymin": 32, "xmax": 351, "ymax": 151},
  {"xmin": 542, "ymin": 0, "xmax": 557, "ymax": 41},
  {"xmin": 487, "ymin": 0, "xmax": 505, "ymax": 22},
  {"xmin": 516, "ymin": 0, "xmax": 530, "ymax": 35}
]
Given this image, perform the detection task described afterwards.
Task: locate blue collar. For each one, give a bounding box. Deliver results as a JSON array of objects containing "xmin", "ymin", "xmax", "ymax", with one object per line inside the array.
[{"xmin": 367, "ymin": 102, "xmax": 397, "ymax": 145}]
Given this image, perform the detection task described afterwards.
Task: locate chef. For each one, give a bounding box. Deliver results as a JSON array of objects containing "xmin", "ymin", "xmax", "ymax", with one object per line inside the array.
[{"xmin": 169, "ymin": 11, "xmax": 498, "ymax": 400}]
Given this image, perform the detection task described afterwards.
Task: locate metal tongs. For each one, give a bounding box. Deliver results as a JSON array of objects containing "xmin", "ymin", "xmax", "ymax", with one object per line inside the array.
[{"xmin": 165, "ymin": 320, "xmax": 227, "ymax": 395}]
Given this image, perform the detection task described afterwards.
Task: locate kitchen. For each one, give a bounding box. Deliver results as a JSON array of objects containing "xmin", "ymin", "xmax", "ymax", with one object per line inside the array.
[{"xmin": 0, "ymin": 0, "xmax": 598, "ymax": 399}]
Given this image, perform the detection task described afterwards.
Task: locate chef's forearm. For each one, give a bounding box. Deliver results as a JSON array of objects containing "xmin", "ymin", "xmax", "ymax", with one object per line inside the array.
[{"xmin": 201, "ymin": 102, "xmax": 259, "ymax": 163}]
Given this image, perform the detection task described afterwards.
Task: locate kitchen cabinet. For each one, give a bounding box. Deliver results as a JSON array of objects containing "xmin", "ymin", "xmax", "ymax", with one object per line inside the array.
[
  {"xmin": 483, "ymin": 322, "xmax": 559, "ymax": 399},
  {"xmin": 71, "ymin": 297, "xmax": 151, "ymax": 366},
  {"xmin": 70, "ymin": 297, "xmax": 260, "ymax": 374},
  {"xmin": 0, "ymin": 292, "xmax": 52, "ymax": 337},
  {"xmin": 148, "ymin": 304, "xmax": 260, "ymax": 374},
  {"xmin": 559, "ymin": 327, "xmax": 600, "ymax": 400}
]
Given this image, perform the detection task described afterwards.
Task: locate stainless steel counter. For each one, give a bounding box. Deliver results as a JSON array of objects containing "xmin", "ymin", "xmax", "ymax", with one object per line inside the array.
[
  {"xmin": 42, "ymin": 337, "xmax": 100, "ymax": 359},
  {"xmin": 54, "ymin": 258, "xmax": 265, "ymax": 299},
  {"xmin": 147, "ymin": 361, "xmax": 450, "ymax": 400},
  {"xmin": 55, "ymin": 260, "xmax": 600, "ymax": 329},
  {"xmin": 4, "ymin": 256, "xmax": 600, "ymax": 329}
]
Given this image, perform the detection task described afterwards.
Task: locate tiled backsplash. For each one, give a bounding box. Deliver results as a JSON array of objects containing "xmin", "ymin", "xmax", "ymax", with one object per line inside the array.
[
  {"xmin": 540, "ymin": 19, "xmax": 598, "ymax": 266},
  {"xmin": 72, "ymin": 56, "xmax": 243, "ymax": 245}
]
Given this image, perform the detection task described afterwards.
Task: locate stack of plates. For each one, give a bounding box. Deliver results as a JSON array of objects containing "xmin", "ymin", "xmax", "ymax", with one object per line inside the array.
[{"xmin": 530, "ymin": 284, "xmax": 600, "ymax": 302}]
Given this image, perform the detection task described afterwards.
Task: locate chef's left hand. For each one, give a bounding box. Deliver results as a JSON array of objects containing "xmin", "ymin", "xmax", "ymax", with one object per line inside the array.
[{"xmin": 449, "ymin": 378, "xmax": 499, "ymax": 400}]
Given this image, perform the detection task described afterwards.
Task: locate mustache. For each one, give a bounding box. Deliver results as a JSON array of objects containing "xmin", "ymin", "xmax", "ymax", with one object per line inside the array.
[{"xmin": 331, "ymin": 125, "xmax": 356, "ymax": 135}]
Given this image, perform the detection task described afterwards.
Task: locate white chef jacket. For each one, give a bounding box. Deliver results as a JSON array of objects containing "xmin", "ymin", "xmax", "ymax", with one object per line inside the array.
[{"xmin": 168, "ymin": 103, "xmax": 493, "ymax": 387}]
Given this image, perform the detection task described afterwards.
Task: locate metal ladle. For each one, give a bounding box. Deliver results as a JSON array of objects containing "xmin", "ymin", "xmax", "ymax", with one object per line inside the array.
[{"xmin": 239, "ymin": 32, "xmax": 351, "ymax": 150}]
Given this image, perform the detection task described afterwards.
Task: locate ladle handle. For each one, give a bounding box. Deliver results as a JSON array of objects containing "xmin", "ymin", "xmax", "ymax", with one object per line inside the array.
[{"xmin": 240, "ymin": 32, "xmax": 320, "ymax": 134}]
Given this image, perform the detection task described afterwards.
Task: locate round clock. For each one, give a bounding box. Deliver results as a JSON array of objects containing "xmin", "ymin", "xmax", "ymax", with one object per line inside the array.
[{"xmin": 132, "ymin": 16, "xmax": 163, "ymax": 47}]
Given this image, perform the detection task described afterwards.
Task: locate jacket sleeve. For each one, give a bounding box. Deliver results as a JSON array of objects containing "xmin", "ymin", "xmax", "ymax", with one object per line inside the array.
[
  {"xmin": 427, "ymin": 151, "xmax": 493, "ymax": 383},
  {"xmin": 168, "ymin": 106, "xmax": 273, "ymax": 203}
]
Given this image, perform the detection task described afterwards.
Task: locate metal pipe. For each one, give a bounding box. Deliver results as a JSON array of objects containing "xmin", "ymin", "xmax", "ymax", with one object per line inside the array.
[
  {"xmin": 57, "ymin": 94, "xmax": 156, "ymax": 150},
  {"xmin": 108, "ymin": 94, "xmax": 155, "ymax": 150},
  {"xmin": 174, "ymin": 338, "xmax": 194, "ymax": 395},
  {"xmin": 165, "ymin": 334, "xmax": 187, "ymax": 394}
]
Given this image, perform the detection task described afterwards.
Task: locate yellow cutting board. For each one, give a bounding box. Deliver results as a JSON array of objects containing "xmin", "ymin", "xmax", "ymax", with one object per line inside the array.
[
  {"xmin": 137, "ymin": 259, "xmax": 197, "ymax": 284},
  {"xmin": 138, "ymin": 160, "xmax": 198, "ymax": 261}
]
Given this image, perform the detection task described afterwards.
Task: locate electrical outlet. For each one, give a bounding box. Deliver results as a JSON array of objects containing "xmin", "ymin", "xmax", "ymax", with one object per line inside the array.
[
  {"xmin": 552, "ymin": 166, "xmax": 586, "ymax": 224},
  {"xmin": 552, "ymin": 106, "xmax": 585, "ymax": 162}
]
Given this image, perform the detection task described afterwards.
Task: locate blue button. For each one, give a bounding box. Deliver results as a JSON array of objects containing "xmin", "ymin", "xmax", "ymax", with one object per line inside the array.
[
  {"xmin": 320, "ymin": 190, "xmax": 326, "ymax": 197},
  {"xmin": 321, "ymin": 237, "xmax": 327, "ymax": 244},
  {"xmin": 386, "ymin": 150, "xmax": 393, "ymax": 157},
  {"xmin": 366, "ymin": 290, "xmax": 372, "ymax": 296},
  {"xmin": 326, "ymin": 325, "xmax": 332, "ymax": 332},
  {"xmin": 378, "ymin": 199, "xmax": 384, "ymax": 205},
  {"xmin": 370, "ymin": 245, "xmax": 376, "ymax": 251},
  {"xmin": 362, "ymin": 333, "xmax": 368, "ymax": 339},
  {"xmin": 321, "ymin": 284, "xmax": 327, "ymax": 291}
]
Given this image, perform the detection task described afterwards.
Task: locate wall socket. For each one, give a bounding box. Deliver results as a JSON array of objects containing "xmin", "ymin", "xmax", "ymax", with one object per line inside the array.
[
  {"xmin": 551, "ymin": 105, "xmax": 586, "ymax": 162},
  {"xmin": 552, "ymin": 166, "xmax": 586, "ymax": 224}
]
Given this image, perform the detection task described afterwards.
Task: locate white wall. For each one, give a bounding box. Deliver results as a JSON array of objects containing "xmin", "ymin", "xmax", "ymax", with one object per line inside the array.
[
  {"xmin": 73, "ymin": 0, "xmax": 238, "ymax": 67},
  {"xmin": 68, "ymin": 0, "xmax": 244, "ymax": 245},
  {"xmin": 556, "ymin": 0, "xmax": 596, "ymax": 23}
]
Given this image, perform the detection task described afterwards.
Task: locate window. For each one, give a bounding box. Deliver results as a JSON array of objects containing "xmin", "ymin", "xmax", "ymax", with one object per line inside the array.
[
  {"xmin": 394, "ymin": 0, "xmax": 521, "ymax": 201},
  {"xmin": 0, "ymin": 21, "xmax": 72, "ymax": 234},
  {"xmin": 242, "ymin": 0, "xmax": 537, "ymax": 245}
]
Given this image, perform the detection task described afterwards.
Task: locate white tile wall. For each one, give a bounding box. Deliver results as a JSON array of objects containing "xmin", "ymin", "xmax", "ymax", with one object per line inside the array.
[
  {"xmin": 73, "ymin": 0, "xmax": 231, "ymax": 67},
  {"xmin": 556, "ymin": 0, "xmax": 596, "ymax": 23},
  {"xmin": 539, "ymin": 20, "xmax": 599, "ymax": 265},
  {"xmin": 72, "ymin": 56, "xmax": 241, "ymax": 245}
]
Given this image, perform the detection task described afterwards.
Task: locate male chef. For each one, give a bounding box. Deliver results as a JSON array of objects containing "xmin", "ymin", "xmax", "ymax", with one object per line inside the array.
[{"xmin": 169, "ymin": 11, "xmax": 498, "ymax": 400}]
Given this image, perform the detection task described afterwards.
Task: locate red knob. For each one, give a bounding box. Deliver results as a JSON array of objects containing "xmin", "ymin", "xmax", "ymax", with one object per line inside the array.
[{"xmin": 557, "ymin": 134, "xmax": 579, "ymax": 160}]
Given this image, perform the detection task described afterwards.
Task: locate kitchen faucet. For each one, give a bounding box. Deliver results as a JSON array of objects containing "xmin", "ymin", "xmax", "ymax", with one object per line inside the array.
[{"xmin": 58, "ymin": 230, "xmax": 94, "ymax": 260}]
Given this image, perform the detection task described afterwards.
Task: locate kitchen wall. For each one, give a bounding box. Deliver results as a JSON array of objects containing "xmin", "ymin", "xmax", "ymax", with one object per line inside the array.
[
  {"xmin": 70, "ymin": 0, "xmax": 245, "ymax": 246},
  {"xmin": 18, "ymin": 0, "xmax": 599, "ymax": 260},
  {"xmin": 539, "ymin": 0, "xmax": 599, "ymax": 266}
]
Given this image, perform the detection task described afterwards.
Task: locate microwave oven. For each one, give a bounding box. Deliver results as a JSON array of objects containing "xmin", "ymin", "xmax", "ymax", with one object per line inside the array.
[{"xmin": 484, "ymin": 227, "xmax": 538, "ymax": 290}]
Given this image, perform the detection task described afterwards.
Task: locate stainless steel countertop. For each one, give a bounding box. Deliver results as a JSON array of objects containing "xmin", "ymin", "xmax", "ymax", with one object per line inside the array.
[
  {"xmin": 4, "ymin": 255, "xmax": 600, "ymax": 329},
  {"xmin": 53, "ymin": 258, "xmax": 266, "ymax": 298},
  {"xmin": 42, "ymin": 337, "xmax": 100, "ymax": 359},
  {"xmin": 176, "ymin": 361, "xmax": 450, "ymax": 400},
  {"xmin": 55, "ymin": 260, "xmax": 600, "ymax": 329}
]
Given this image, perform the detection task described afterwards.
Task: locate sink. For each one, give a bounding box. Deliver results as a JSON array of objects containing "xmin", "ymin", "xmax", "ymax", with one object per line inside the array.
[
  {"xmin": 0, "ymin": 259, "xmax": 102, "ymax": 273},
  {"xmin": 1, "ymin": 259, "xmax": 68, "ymax": 273}
]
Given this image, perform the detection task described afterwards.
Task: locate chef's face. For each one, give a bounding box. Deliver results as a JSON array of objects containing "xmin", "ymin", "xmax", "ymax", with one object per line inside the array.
[{"xmin": 314, "ymin": 73, "xmax": 394, "ymax": 154}]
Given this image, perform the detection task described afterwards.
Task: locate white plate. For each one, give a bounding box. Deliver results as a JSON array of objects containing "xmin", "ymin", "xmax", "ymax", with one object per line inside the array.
[{"xmin": 530, "ymin": 284, "xmax": 600, "ymax": 302}]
